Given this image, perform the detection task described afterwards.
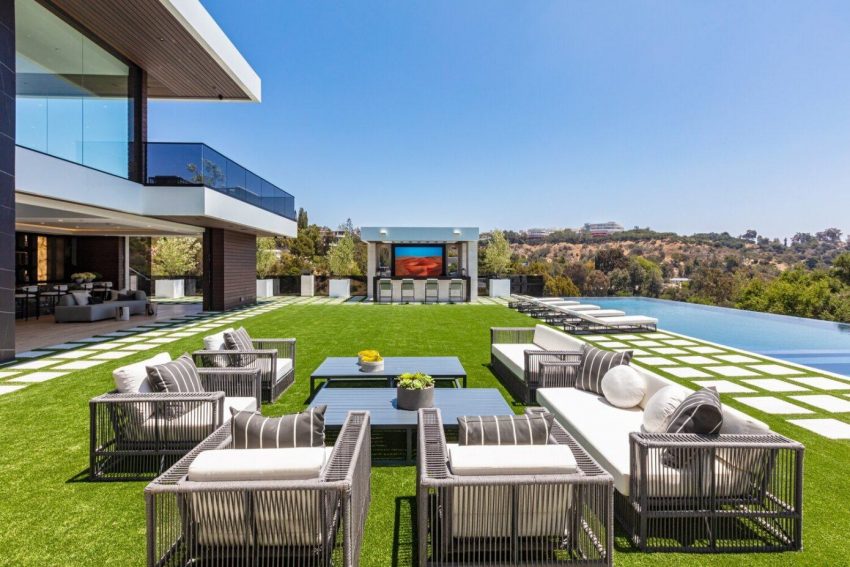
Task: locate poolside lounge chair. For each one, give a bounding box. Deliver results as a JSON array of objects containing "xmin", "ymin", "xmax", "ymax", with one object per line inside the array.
[
  {"xmin": 89, "ymin": 353, "xmax": 261, "ymax": 480},
  {"xmin": 541, "ymin": 308, "xmax": 625, "ymax": 326},
  {"xmin": 145, "ymin": 411, "xmax": 371, "ymax": 567},
  {"xmin": 193, "ymin": 328, "xmax": 296, "ymax": 403},
  {"xmin": 565, "ymin": 312, "xmax": 658, "ymax": 334},
  {"xmin": 417, "ymin": 407, "xmax": 613, "ymax": 565}
]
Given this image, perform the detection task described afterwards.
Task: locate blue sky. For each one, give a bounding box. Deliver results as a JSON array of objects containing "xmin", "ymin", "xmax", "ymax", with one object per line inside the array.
[{"xmin": 149, "ymin": 1, "xmax": 850, "ymax": 239}]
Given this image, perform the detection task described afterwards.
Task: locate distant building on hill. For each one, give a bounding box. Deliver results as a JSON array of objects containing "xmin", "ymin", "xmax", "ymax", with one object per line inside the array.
[
  {"xmin": 583, "ymin": 222, "xmax": 625, "ymax": 237},
  {"xmin": 525, "ymin": 228, "xmax": 555, "ymax": 240}
]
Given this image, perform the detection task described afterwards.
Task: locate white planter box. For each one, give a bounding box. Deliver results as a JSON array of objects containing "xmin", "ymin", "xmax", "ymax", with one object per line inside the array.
[
  {"xmin": 488, "ymin": 278, "xmax": 511, "ymax": 298},
  {"xmin": 300, "ymin": 275, "xmax": 315, "ymax": 297},
  {"xmin": 155, "ymin": 279, "xmax": 185, "ymax": 299},
  {"xmin": 256, "ymin": 279, "xmax": 275, "ymax": 298},
  {"xmin": 329, "ymin": 278, "xmax": 351, "ymax": 298}
]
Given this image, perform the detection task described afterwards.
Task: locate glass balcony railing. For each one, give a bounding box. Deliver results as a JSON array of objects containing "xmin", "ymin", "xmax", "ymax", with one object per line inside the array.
[{"xmin": 145, "ymin": 142, "xmax": 296, "ymax": 220}]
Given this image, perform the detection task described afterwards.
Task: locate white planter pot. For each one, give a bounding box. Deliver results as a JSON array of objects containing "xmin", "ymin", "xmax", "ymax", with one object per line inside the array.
[
  {"xmin": 488, "ymin": 278, "xmax": 511, "ymax": 298},
  {"xmin": 329, "ymin": 278, "xmax": 351, "ymax": 298},
  {"xmin": 300, "ymin": 275, "xmax": 315, "ymax": 297},
  {"xmin": 256, "ymin": 279, "xmax": 275, "ymax": 298},
  {"xmin": 155, "ymin": 279, "xmax": 185, "ymax": 299}
]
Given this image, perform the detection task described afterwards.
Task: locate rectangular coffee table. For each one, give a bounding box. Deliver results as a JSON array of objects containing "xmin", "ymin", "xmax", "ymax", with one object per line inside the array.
[
  {"xmin": 310, "ymin": 387, "xmax": 511, "ymax": 463},
  {"xmin": 310, "ymin": 356, "xmax": 467, "ymax": 395}
]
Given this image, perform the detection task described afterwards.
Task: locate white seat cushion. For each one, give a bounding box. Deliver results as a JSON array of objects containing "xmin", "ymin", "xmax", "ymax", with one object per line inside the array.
[
  {"xmin": 532, "ymin": 324, "xmax": 583, "ymax": 351},
  {"xmin": 129, "ymin": 396, "xmax": 256, "ymax": 442},
  {"xmin": 491, "ymin": 343, "xmax": 538, "ymax": 378},
  {"xmin": 188, "ymin": 446, "xmax": 329, "ymax": 482},
  {"xmin": 448, "ymin": 444, "xmax": 577, "ymax": 476},
  {"xmin": 113, "ymin": 352, "xmax": 172, "ymax": 393},
  {"xmin": 250, "ymin": 358, "xmax": 293, "ymax": 380}
]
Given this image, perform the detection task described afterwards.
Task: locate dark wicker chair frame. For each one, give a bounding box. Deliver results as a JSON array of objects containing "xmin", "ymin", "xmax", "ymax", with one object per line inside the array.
[
  {"xmin": 417, "ymin": 407, "xmax": 614, "ymax": 566},
  {"xmin": 193, "ymin": 337, "xmax": 296, "ymax": 403},
  {"xmin": 89, "ymin": 367, "xmax": 262, "ymax": 481},
  {"xmin": 489, "ymin": 327, "xmax": 582, "ymax": 404},
  {"xmin": 562, "ymin": 318, "xmax": 657, "ymax": 335},
  {"xmin": 145, "ymin": 411, "xmax": 371, "ymax": 567},
  {"xmin": 619, "ymin": 432, "xmax": 804, "ymax": 553}
]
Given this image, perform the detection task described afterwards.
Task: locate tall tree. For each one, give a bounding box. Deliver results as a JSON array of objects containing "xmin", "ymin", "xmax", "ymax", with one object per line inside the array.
[
  {"xmin": 151, "ymin": 237, "xmax": 201, "ymax": 276},
  {"xmin": 297, "ymin": 208, "xmax": 309, "ymax": 230},
  {"xmin": 327, "ymin": 233, "xmax": 359, "ymax": 276},
  {"xmin": 482, "ymin": 230, "xmax": 512, "ymax": 276},
  {"xmin": 256, "ymin": 237, "xmax": 280, "ymax": 278}
]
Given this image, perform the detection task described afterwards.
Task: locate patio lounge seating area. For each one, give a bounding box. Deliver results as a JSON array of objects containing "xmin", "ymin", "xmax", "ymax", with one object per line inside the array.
[{"xmin": 0, "ymin": 302, "xmax": 841, "ymax": 566}]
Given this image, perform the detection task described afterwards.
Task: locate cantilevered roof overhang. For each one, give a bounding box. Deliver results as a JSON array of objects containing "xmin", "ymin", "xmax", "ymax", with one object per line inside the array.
[{"xmin": 46, "ymin": 0, "xmax": 261, "ymax": 101}]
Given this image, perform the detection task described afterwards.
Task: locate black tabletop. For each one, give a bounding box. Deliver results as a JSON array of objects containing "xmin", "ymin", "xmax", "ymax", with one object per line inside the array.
[
  {"xmin": 311, "ymin": 388, "xmax": 511, "ymax": 427},
  {"xmin": 311, "ymin": 356, "xmax": 466, "ymax": 378}
]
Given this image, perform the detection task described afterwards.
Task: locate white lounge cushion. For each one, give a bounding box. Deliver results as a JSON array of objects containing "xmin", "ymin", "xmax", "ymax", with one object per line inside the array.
[
  {"xmin": 202, "ymin": 328, "xmax": 235, "ymax": 367},
  {"xmin": 446, "ymin": 444, "xmax": 575, "ymax": 538},
  {"xmin": 642, "ymin": 385, "xmax": 690, "ymax": 433},
  {"xmin": 448, "ymin": 444, "xmax": 577, "ymax": 476},
  {"xmin": 601, "ymin": 365, "xmax": 646, "ymax": 409},
  {"xmin": 581, "ymin": 314, "xmax": 658, "ymax": 326},
  {"xmin": 250, "ymin": 357, "xmax": 293, "ymax": 380},
  {"xmin": 491, "ymin": 343, "xmax": 538, "ymax": 378},
  {"xmin": 113, "ymin": 352, "xmax": 172, "ymax": 393},
  {"xmin": 188, "ymin": 446, "xmax": 330, "ymax": 482},
  {"xmin": 532, "ymin": 324, "xmax": 583, "ymax": 352},
  {"xmin": 538, "ymin": 388, "xmax": 641, "ymax": 494}
]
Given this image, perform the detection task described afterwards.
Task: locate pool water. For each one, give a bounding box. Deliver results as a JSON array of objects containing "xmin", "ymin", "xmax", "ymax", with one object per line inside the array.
[{"xmin": 584, "ymin": 297, "xmax": 850, "ymax": 377}]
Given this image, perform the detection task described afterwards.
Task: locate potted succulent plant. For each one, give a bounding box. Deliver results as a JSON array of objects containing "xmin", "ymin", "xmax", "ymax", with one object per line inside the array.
[
  {"xmin": 396, "ymin": 372, "xmax": 435, "ymax": 411},
  {"xmin": 358, "ymin": 349, "xmax": 384, "ymax": 372}
]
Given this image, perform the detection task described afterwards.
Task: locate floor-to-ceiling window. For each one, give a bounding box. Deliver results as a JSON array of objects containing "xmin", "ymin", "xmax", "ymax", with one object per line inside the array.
[{"xmin": 14, "ymin": 0, "xmax": 134, "ymax": 178}]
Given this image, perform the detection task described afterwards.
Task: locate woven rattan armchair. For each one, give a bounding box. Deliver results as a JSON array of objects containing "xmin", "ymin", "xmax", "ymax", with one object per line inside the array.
[
  {"xmin": 490, "ymin": 327, "xmax": 582, "ymax": 404},
  {"xmin": 89, "ymin": 367, "xmax": 262, "ymax": 480},
  {"xmin": 193, "ymin": 336, "xmax": 296, "ymax": 403},
  {"xmin": 417, "ymin": 407, "xmax": 613, "ymax": 566},
  {"xmin": 618, "ymin": 431, "xmax": 804, "ymax": 552},
  {"xmin": 145, "ymin": 411, "xmax": 371, "ymax": 567}
]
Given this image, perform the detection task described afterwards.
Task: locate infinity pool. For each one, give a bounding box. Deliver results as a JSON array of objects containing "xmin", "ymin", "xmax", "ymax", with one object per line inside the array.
[{"xmin": 585, "ymin": 297, "xmax": 850, "ymax": 377}]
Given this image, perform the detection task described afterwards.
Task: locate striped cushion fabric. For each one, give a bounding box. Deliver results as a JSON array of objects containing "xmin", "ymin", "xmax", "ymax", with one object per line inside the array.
[
  {"xmin": 662, "ymin": 387, "xmax": 723, "ymax": 468},
  {"xmin": 147, "ymin": 354, "xmax": 204, "ymax": 394},
  {"xmin": 457, "ymin": 413, "xmax": 554, "ymax": 446},
  {"xmin": 224, "ymin": 327, "xmax": 254, "ymax": 366},
  {"xmin": 576, "ymin": 345, "xmax": 633, "ymax": 395},
  {"xmin": 230, "ymin": 405, "xmax": 327, "ymax": 449}
]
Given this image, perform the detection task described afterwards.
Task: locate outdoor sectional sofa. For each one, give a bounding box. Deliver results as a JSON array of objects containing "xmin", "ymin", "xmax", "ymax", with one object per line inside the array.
[
  {"xmin": 145, "ymin": 410, "xmax": 371, "ymax": 567},
  {"xmin": 526, "ymin": 329, "xmax": 804, "ymax": 553},
  {"xmin": 54, "ymin": 291, "xmax": 147, "ymax": 322},
  {"xmin": 89, "ymin": 353, "xmax": 261, "ymax": 480},
  {"xmin": 193, "ymin": 328, "xmax": 296, "ymax": 403},
  {"xmin": 417, "ymin": 407, "xmax": 613, "ymax": 565}
]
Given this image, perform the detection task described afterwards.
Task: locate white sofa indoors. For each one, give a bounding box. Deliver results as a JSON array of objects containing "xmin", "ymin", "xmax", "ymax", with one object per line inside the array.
[
  {"xmin": 533, "ymin": 327, "xmax": 804, "ymax": 553},
  {"xmin": 490, "ymin": 324, "xmax": 585, "ymax": 403},
  {"xmin": 193, "ymin": 328, "xmax": 296, "ymax": 403}
]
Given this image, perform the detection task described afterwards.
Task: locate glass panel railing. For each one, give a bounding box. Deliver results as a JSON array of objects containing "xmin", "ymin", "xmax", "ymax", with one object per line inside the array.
[{"xmin": 145, "ymin": 142, "xmax": 296, "ymax": 220}]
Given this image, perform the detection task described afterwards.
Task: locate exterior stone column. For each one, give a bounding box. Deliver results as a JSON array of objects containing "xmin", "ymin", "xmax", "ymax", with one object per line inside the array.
[{"xmin": 203, "ymin": 228, "xmax": 257, "ymax": 311}]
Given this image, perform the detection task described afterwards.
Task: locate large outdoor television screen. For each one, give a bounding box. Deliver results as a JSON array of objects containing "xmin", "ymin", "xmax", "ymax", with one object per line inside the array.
[{"xmin": 393, "ymin": 245, "xmax": 445, "ymax": 277}]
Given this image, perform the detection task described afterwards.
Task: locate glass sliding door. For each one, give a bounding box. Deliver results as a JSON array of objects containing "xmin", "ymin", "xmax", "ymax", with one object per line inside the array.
[{"xmin": 15, "ymin": 0, "xmax": 134, "ymax": 178}]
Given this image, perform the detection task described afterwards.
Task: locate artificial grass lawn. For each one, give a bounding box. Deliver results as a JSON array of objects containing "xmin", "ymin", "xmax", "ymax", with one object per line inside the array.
[{"xmin": 0, "ymin": 304, "xmax": 848, "ymax": 565}]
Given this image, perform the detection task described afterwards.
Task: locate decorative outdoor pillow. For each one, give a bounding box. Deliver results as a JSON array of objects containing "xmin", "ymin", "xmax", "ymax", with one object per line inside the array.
[
  {"xmin": 202, "ymin": 328, "xmax": 235, "ymax": 368},
  {"xmin": 576, "ymin": 345, "xmax": 633, "ymax": 395},
  {"xmin": 134, "ymin": 290, "xmax": 147, "ymax": 301},
  {"xmin": 70, "ymin": 291, "xmax": 90, "ymax": 305},
  {"xmin": 457, "ymin": 413, "xmax": 554, "ymax": 446},
  {"xmin": 601, "ymin": 365, "xmax": 646, "ymax": 408},
  {"xmin": 641, "ymin": 385, "xmax": 691, "ymax": 433},
  {"xmin": 224, "ymin": 327, "xmax": 255, "ymax": 366},
  {"xmin": 230, "ymin": 405, "xmax": 327, "ymax": 449},
  {"xmin": 662, "ymin": 387, "xmax": 723, "ymax": 467},
  {"xmin": 113, "ymin": 352, "xmax": 172, "ymax": 393},
  {"xmin": 146, "ymin": 354, "xmax": 204, "ymax": 394}
]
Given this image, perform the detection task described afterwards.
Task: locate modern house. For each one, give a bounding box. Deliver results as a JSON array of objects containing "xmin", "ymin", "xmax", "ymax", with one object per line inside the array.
[
  {"xmin": 582, "ymin": 221, "xmax": 624, "ymax": 237},
  {"xmin": 1, "ymin": 0, "xmax": 297, "ymax": 361}
]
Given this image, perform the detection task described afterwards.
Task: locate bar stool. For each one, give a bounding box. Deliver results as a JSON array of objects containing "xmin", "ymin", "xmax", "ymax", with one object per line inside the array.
[
  {"xmin": 400, "ymin": 279, "xmax": 415, "ymax": 304},
  {"xmin": 41, "ymin": 284, "xmax": 69, "ymax": 312},
  {"xmin": 449, "ymin": 279, "xmax": 464, "ymax": 303},
  {"xmin": 377, "ymin": 278, "xmax": 393, "ymax": 304},
  {"xmin": 425, "ymin": 278, "xmax": 439, "ymax": 304},
  {"xmin": 15, "ymin": 286, "xmax": 40, "ymax": 320}
]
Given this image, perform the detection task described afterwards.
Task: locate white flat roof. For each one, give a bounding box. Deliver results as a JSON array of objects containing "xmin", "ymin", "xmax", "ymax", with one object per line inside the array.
[{"xmin": 360, "ymin": 227, "xmax": 479, "ymax": 243}]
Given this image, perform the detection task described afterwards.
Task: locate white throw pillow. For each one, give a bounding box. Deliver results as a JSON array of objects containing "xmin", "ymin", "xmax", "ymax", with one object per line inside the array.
[
  {"xmin": 202, "ymin": 328, "xmax": 234, "ymax": 368},
  {"xmin": 113, "ymin": 352, "xmax": 172, "ymax": 393},
  {"xmin": 642, "ymin": 384, "xmax": 691, "ymax": 433},
  {"xmin": 601, "ymin": 365, "xmax": 646, "ymax": 408}
]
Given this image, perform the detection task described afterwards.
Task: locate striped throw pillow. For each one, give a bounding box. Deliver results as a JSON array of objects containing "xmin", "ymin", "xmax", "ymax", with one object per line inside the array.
[
  {"xmin": 457, "ymin": 413, "xmax": 554, "ymax": 446},
  {"xmin": 224, "ymin": 327, "xmax": 255, "ymax": 366},
  {"xmin": 147, "ymin": 354, "xmax": 204, "ymax": 394},
  {"xmin": 577, "ymin": 345, "xmax": 633, "ymax": 395},
  {"xmin": 230, "ymin": 405, "xmax": 327, "ymax": 449},
  {"xmin": 662, "ymin": 387, "xmax": 723, "ymax": 468}
]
